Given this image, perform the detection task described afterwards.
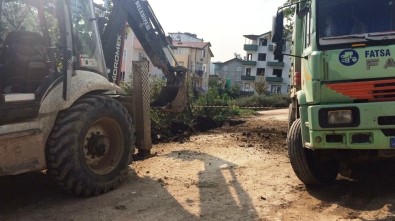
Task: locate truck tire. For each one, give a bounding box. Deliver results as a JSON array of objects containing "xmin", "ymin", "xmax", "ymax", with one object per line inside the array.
[
  {"xmin": 46, "ymin": 95, "xmax": 135, "ymax": 196},
  {"xmin": 288, "ymin": 119, "xmax": 339, "ymax": 185},
  {"xmin": 287, "ymin": 103, "xmax": 296, "ymax": 132}
]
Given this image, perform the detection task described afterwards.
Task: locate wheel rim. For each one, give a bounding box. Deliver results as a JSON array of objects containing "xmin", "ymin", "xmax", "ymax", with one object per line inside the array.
[{"xmin": 83, "ymin": 117, "xmax": 124, "ymax": 175}]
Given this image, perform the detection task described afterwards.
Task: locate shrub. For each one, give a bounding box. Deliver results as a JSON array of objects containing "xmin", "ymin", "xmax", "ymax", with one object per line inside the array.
[
  {"xmin": 235, "ymin": 94, "xmax": 290, "ymax": 108},
  {"xmin": 124, "ymin": 76, "xmax": 289, "ymax": 142}
]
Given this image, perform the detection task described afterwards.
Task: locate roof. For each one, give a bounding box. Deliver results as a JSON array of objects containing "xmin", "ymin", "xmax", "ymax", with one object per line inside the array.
[
  {"xmin": 243, "ymin": 34, "xmax": 260, "ymax": 40},
  {"xmin": 243, "ymin": 31, "xmax": 272, "ymax": 40},
  {"xmin": 213, "ymin": 57, "xmax": 242, "ymax": 65},
  {"xmin": 223, "ymin": 57, "xmax": 242, "ymax": 64},
  {"xmin": 172, "ymin": 41, "xmax": 211, "ymax": 49},
  {"xmin": 172, "ymin": 41, "xmax": 214, "ymax": 57}
]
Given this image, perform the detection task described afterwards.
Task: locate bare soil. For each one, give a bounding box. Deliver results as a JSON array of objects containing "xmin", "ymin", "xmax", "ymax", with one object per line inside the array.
[{"xmin": 1, "ymin": 109, "xmax": 395, "ymax": 221}]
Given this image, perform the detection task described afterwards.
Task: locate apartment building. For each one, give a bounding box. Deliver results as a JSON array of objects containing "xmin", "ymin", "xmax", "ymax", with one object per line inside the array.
[
  {"xmin": 120, "ymin": 28, "xmax": 180, "ymax": 84},
  {"xmin": 213, "ymin": 57, "xmax": 249, "ymax": 94},
  {"xmin": 170, "ymin": 33, "xmax": 214, "ymax": 93},
  {"xmin": 119, "ymin": 30, "xmax": 213, "ymax": 94},
  {"xmin": 243, "ymin": 31, "xmax": 291, "ymax": 95},
  {"xmin": 169, "ymin": 32, "xmax": 203, "ymax": 43}
]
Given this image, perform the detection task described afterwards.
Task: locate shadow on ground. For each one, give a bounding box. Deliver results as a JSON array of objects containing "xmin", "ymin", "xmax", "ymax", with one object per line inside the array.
[
  {"xmin": 164, "ymin": 150, "xmax": 259, "ymax": 220},
  {"xmin": 0, "ymin": 151, "xmax": 259, "ymax": 220},
  {"xmin": 306, "ymin": 159, "xmax": 395, "ymax": 214},
  {"xmin": 0, "ymin": 168, "xmax": 198, "ymax": 221}
]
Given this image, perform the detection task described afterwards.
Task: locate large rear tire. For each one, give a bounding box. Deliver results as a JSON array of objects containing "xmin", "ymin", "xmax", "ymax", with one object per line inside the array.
[
  {"xmin": 288, "ymin": 119, "xmax": 339, "ymax": 185},
  {"xmin": 46, "ymin": 95, "xmax": 135, "ymax": 196}
]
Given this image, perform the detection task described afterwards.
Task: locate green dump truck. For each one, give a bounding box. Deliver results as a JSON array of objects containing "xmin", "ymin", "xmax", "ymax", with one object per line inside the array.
[{"xmin": 273, "ymin": 0, "xmax": 395, "ymax": 184}]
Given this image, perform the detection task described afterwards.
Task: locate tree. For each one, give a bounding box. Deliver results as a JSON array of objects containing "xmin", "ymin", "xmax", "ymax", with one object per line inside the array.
[
  {"xmin": 226, "ymin": 84, "xmax": 241, "ymax": 98},
  {"xmin": 254, "ymin": 78, "xmax": 269, "ymax": 95},
  {"xmin": 282, "ymin": 0, "xmax": 299, "ymax": 36}
]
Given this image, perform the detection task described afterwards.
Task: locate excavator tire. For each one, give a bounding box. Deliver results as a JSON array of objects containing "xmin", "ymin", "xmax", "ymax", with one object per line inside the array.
[
  {"xmin": 46, "ymin": 95, "xmax": 135, "ymax": 196},
  {"xmin": 288, "ymin": 119, "xmax": 339, "ymax": 185}
]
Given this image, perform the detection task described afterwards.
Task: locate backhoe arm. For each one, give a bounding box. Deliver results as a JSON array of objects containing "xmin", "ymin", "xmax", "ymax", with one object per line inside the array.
[{"xmin": 101, "ymin": 0, "xmax": 187, "ymax": 111}]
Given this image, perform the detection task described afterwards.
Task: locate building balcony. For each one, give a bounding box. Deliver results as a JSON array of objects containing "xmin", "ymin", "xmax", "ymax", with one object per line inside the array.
[
  {"xmin": 265, "ymin": 77, "xmax": 283, "ymax": 82},
  {"xmin": 267, "ymin": 61, "xmax": 284, "ymax": 68},
  {"xmin": 241, "ymin": 60, "xmax": 257, "ymax": 66},
  {"xmin": 241, "ymin": 75, "xmax": 256, "ymax": 81},
  {"xmin": 244, "ymin": 44, "xmax": 258, "ymax": 51}
]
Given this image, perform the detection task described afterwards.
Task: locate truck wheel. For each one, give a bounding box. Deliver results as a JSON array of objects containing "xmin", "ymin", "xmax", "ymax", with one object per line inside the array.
[
  {"xmin": 46, "ymin": 95, "xmax": 135, "ymax": 196},
  {"xmin": 287, "ymin": 103, "xmax": 296, "ymax": 132},
  {"xmin": 288, "ymin": 119, "xmax": 339, "ymax": 185}
]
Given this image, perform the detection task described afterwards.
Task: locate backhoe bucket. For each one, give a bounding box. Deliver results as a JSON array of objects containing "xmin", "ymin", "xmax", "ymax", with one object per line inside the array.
[{"xmin": 151, "ymin": 67, "xmax": 187, "ymax": 112}]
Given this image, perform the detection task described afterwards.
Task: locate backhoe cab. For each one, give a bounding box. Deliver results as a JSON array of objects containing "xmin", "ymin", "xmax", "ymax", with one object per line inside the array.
[{"xmin": 0, "ymin": 0, "xmax": 186, "ymax": 196}]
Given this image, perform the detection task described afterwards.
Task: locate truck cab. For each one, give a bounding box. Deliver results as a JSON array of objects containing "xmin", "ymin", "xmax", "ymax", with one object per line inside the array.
[{"xmin": 277, "ymin": 0, "xmax": 395, "ymax": 185}]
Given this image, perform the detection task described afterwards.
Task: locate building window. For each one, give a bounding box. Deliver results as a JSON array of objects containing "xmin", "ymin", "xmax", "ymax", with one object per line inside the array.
[
  {"xmin": 271, "ymin": 85, "xmax": 281, "ymax": 94},
  {"xmin": 257, "ymin": 68, "xmax": 265, "ymax": 76},
  {"xmin": 201, "ymin": 49, "xmax": 206, "ymax": 58},
  {"xmin": 247, "ymin": 53, "xmax": 252, "ymax": 61},
  {"xmin": 260, "ymin": 38, "xmax": 268, "ymax": 46},
  {"xmin": 237, "ymin": 67, "xmax": 242, "ymax": 72},
  {"xmin": 258, "ymin": 53, "xmax": 266, "ymax": 61},
  {"xmin": 246, "ymin": 68, "xmax": 251, "ymax": 76},
  {"xmin": 245, "ymin": 83, "xmax": 251, "ymax": 90},
  {"xmin": 273, "ymin": 69, "xmax": 282, "ymax": 77}
]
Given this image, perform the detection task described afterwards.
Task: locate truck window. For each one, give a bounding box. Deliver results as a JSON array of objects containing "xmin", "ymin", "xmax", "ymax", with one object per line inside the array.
[{"xmin": 318, "ymin": 0, "xmax": 395, "ymax": 46}]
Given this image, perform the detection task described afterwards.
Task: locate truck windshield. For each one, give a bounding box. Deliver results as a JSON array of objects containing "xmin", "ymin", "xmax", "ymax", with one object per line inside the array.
[{"xmin": 318, "ymin": 0, "xmax": 395, "ymax": 45}]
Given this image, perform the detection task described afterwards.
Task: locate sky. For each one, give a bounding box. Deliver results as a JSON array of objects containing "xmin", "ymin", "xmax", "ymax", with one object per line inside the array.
[{"xmin": 94, "ymin": 0, "xmax": 287, "ymax": 62}]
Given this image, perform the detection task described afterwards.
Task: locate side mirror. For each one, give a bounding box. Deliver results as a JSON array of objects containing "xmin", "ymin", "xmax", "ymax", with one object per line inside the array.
[
  {"xmin": 272, "ymin": 11, "xmax": 284, "ymax": 43},
  {"xmin": 274, "ymin": 40, "xmax": 284, "ymax": 62},
  {"xmin": 297, "ymin": 6, "xmax": 310, "ymax": 19},
  {"xmin": 272, "ymin": 11, "xmax": 284, "ymax": 62}
]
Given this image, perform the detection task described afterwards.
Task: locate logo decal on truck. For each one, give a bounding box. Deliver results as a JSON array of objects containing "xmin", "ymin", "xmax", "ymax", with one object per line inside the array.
[
  {"xmin": 339, "ymin": 49, "xmax": 359, "ymax": 66},
  {"xmin": 365, "ymin": 49, "xmax": 395, "ymax": 70}
]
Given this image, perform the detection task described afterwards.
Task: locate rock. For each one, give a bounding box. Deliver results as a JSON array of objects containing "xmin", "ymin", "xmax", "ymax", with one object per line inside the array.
[{"xmin": 114, "ymin": 205, "xmax": 127, "ymax": 210}]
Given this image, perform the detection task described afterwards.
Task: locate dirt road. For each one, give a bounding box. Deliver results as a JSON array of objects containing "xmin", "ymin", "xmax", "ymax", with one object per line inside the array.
[{"xmin": 2, "ymin": 109, "xmax": 395, "ymax": 221}]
